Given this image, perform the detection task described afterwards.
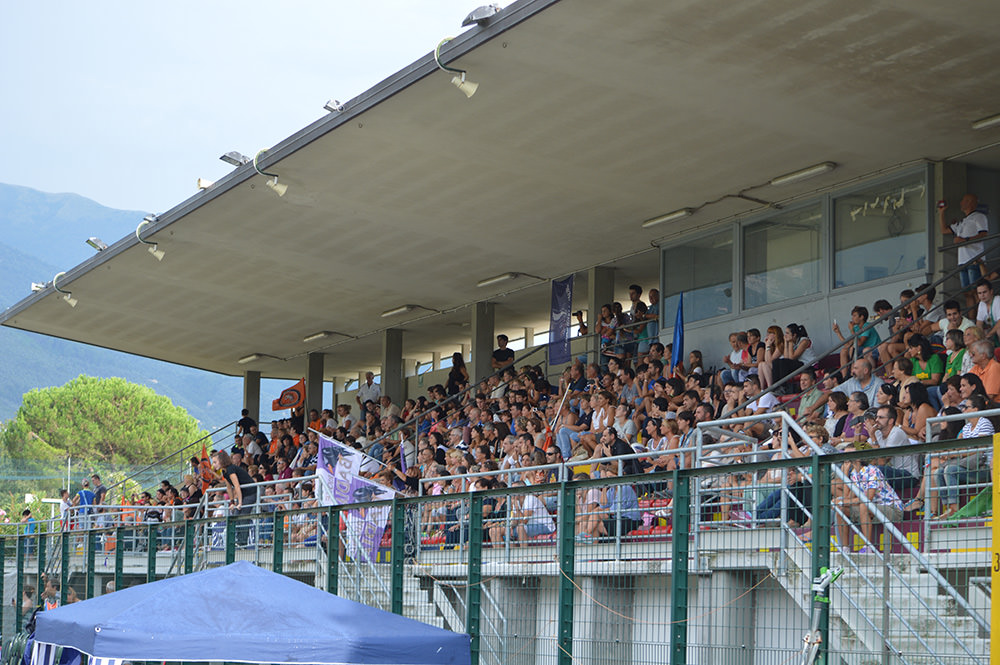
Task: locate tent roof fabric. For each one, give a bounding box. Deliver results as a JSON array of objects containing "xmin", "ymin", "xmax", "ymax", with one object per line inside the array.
[{"xmin": 34, "ymin": 561, "xmax": 469, "ymax": 665}]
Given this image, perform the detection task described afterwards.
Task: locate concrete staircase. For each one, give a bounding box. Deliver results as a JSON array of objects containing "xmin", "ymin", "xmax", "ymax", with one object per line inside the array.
[
  {"xmin": 334, "ymin": 560, "xmax": 450, "ymax": 630},
  {"xmin": 774, "ymin": 541, "xmax": 989, "ymax": 664}
]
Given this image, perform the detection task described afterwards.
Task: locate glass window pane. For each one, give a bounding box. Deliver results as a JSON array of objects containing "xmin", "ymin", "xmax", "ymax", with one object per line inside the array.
[
  {"xmin": 834, "ymin": 173, "xmax": 927, "ymax": 288},
  {"xmin": 743, "ymin": 204, "xmax": 822, "ymax": 309},
  {"xmin": 662, "ymin": 227, "xmax": 733, "ymax": 323}
]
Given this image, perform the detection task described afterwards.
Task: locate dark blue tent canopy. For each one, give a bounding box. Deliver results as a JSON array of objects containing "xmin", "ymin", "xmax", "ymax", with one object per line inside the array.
[{"xmin": 34, "ymin": 561, "xmax": 469, "ymax": 665}]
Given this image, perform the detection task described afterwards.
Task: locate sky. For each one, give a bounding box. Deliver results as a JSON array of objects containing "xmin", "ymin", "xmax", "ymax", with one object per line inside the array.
[{"xmin": 0, "ymin": 1, "xmax": 508, "ymax": 215}]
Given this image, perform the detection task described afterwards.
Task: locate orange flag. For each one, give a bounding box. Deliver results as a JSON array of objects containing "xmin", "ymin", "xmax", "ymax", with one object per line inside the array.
[{"xmin": 272, "ymin": 378, "xmax": 306, "ymax": 411}]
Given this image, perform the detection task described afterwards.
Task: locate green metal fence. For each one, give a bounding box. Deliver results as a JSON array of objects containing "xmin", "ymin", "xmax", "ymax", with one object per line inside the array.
[{"xmin": 2, "ymin": 437, "xmax": 992, "ymax": 665}]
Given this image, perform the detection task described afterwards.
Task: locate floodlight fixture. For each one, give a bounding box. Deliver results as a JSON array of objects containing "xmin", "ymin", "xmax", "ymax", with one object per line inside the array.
[
  {"xmin": 462, "ymin": 4, "xmax": 500, "ymax": 27},
  {"xmin": 769, "ymin": 162, "xmax": 837, "ymax": 186},
  {"xmin": 52, "ymin": 271, "xmax": 77, "ymax": 308},
  {"xmin": 86, "ymin": 237, "xmax": 109, "ymax": 251},
  {"xmin": 220, "ymin": 151, "xmax": 251, "ymax": 166},
  {"xmin": 136, "ymin": 216, "xmax": 165, "ymax": 261},
  {"xmin": 435, "ymin": 38, "xmax": 478, "ymax": 98},
  {"xmin": 31, "ymin": 282, "xmax": 46, "ymax": 292},
  {"xmin": 971, "ymin": 113, "xmax": 1000, "ymax": 131},
  {"xmin": 324, "ymin": 99, "xmax": 344, "ymax": 113},
  {"xmin": 254, "ymin": 149, "xmax": 288, "ymax": 197},
  {"xmin": 641, "ymin": 208, "xmax": 694, "ymax": 229},
  {"xmin": 196, "ymin": 178, "xmax": 214, "ymax": 190}
]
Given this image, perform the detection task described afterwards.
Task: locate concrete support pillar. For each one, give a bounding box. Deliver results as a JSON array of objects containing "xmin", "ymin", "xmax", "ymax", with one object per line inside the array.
[
  {"xmin": 382, "ymin": 328, "xmax": 404, "ymax": 404},
  {"xmin": 306, "ymin": 353, "xmax": 325, "ymax": 416},
  {"xmin": 523, "ymin": 327, "xmax": 535, "ymax": 348},
  {"xmin": 331, "ymin": 377, "xmax": 342, "ymax": 410},
  {"xmin": 471, "ymin": 301, "xmax": 495, "ymax": 383},
  {"xmin": 242, "ymin": 371, "xmax": 261, "ymax": 423},
  {"xmin": 431, "ymin": 352, "xmax": 441, "ymax": 370},
  {"xmin": 588, "ymin": 266, "xmax": 615, "ymax": 362}
]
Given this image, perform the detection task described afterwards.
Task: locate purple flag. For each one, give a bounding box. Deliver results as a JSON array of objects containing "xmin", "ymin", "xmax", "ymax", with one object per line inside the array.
[{"xmin": 548, "ymin": 275, "xmax": 574, "ymax": 365}]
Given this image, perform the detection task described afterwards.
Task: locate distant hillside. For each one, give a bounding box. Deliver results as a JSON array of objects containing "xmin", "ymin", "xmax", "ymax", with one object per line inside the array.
[{"xmin": 0, "ymin": 184, "xmax": 243, "ymax": 429}]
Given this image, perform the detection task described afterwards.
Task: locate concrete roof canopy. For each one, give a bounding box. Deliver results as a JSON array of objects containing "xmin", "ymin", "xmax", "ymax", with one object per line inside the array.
[{"xmin": 4, "ymin": 0, "xmax": 1000, "ymax": 380}]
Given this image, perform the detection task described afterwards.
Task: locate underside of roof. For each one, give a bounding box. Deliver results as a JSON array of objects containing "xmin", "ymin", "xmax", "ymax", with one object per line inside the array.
[{"xmin": 5, "ymin": 0, "xmax": 1000, "ymax": 379}]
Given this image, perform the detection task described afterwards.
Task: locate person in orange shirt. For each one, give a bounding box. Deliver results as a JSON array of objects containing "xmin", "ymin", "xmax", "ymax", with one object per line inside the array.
[
  {"xmin": 308, "ymin": 409, "xmax": 323, "ymax": 433},
  {"xmin": 967, "ymin": 339, "xmax": 1000, "ymax": 401}
]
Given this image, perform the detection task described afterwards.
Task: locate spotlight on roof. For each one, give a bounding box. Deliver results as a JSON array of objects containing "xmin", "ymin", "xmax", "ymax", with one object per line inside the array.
[
  {"xmin": 451, "ymin": 73, "xmax": 479, "ymax": 98},
  {"xmin": 435, "ymin": 38, "xmax": 479, "ymax": 99},
  {"xmin": 264, "ymin": 177, "xmax": 288, "ymax": 197},
  {"xmin": 220, "ymin": 151, "xmax": 251, "ymax": 167},
  {"xmin": 86, "ymin": 237, "xmax": 109, "ymax": 251},
  {"xmin": 381, "ymin": 304, "xmax": 417, "ymax": 318},
  {"xmin": 135, "ymin": 217, "xmax": 165, "ymax": 262},
  {"xmin": 641, "ymin": 208, "xmax": 693, "ymax": 229},
  {"xmin": 254, "ymin": 150, "xmax": 288, "ymax": 197},
  {"xmin": 462, "ymin": 4, "xmax": 500, "ymax": 27},
  {"xmin": 196, "ymin": 178, "xmax": 214, "ymax": 190},
  {"xmin": 324, "ymin": 99, "xmax": 344, "ymax": 113},
  {"xmin": 302, "ymin": 330, "xmax": 353, "ymax": 343},
  {"xmin": 769, "ymin": 162, "xmax": 837, "ymax": 187},
  {"xmin": 971, "ymin": 113, "xmax": 1000, "ymax": 131},
  {"xmin": 30, "ymin": 282, "xmax": 46, "ymax": 292},
  {"xmin": 52, "ymin": 271, "xmax": 77, "ymax": 308}
]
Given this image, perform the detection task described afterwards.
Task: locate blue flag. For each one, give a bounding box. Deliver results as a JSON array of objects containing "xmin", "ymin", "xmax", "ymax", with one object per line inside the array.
[
  {"xmin": 548, "ymin": 275, "xmax": 574, "ymax": 365},
  {"xmin": 671, "ymin": 292, "xmax": 684, "ymax": 376}
]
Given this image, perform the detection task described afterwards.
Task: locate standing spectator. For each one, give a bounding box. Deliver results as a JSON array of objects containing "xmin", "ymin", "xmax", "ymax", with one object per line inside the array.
[
  {"xmin": 356, "ymin": 372, "xmax": 381, "ymax": 412},
  {"xmin": 237, "ymin": 408, "xmax": 257, "ymax": 436},
  {"xmin": 446, "ymin": 352, "xmax": 470, "ymax": 395},
  {"xmin": 491, "ymin": 334, "xmax": 515, "ymax": 371},
  {"xmin": 91, "ymin": 474, "xmax": 107, "ymax": 527},
  {"xmin": 58, "ymin": 489, "xmax": 72, "ymax": 530},
  {"xmin": 20, "ymin": 509, "xmax": 36, "ymax": 554},
  {"xmin": 73, "ymin": 479, "xmax": 96, "ymax": 531},
  {"xmin": 939, "ymin": 194, "xmax": 989, "ymax": 296}
]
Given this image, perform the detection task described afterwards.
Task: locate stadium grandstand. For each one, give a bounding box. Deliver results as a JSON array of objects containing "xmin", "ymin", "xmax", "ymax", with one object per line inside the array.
[{"xmin": 1, "ymin": 1, "xmax": 998, "ymax": 664}]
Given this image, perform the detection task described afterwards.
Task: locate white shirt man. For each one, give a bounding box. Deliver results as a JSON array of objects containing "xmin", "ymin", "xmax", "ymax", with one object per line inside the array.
[
  {"xmin": 937, "ymin": 301, "xmax": 975, "ymax": 335},
  {"xmin": 943, "ymin": 195, "xmax": 989, "ymax": 266},
  {"xmin": 871, "ymin": 406, "xmax": 919, "ymax": 491},
  {"xmin": 356, "ymin": 372, "xmax": 381, "ymax": 407},
  {"xmin": 975, "ymin": 281, "xmax": 1000, "ymax": 337}
]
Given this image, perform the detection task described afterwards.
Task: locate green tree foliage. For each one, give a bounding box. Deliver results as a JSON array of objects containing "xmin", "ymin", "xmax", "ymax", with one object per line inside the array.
[{"xmin": 1, "ymin": 375, "xmax": 204, "ymax": 466}]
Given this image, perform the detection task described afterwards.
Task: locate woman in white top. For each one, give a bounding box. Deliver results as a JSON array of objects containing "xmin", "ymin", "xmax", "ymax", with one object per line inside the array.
[
  {"xmin": 935, "ymin": 394, "xmax": 994, "ymax": 518},
  {"xmin": 612, "ymin": 404, "xmax": 638, "ymax": 443}
]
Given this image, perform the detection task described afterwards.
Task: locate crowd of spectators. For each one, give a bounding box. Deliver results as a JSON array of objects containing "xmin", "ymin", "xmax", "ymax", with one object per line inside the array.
[{"xmin": 45, "ymin": 263, "xmax": 999, "ymax": 554}]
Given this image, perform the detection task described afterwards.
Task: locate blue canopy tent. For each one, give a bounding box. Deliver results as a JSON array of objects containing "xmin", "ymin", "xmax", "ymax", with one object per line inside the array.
[{"xmin": 32, "ymin": 561, "xmax": 469, "ymax": 665}]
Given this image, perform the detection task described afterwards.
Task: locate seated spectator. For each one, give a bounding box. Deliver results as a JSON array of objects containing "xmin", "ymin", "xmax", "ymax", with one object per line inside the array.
[
  {"xmin": 719, "ymin": 332, "xmax": 751, "ymax": 385},
  {"xmin": 833, "ymin": 306, "xmax": 880, "ymax": 368},
  {"xmin": 831, "ymin": 391, "xmax": 869, "ymax": 447},
  {"xmin": 733, "ymin": 375, "xmax": 779, "ymax": 439},
  {"xmin": 934, "ymin": 394, "xmax": 993, "ymax": 519},
  {"xmin": 943, "ymin": 329, "xmax": 967, "ymax": 381},
  {"xmin": 838, "ymin": 358, "xmax": 885, "ymax": 407},
  {"xmin": 509, "ymin": 482, "xmax": 555, "ymax": 545},
  {"xmin": 824, "ymin": 391, "xmax": 850, "ymax": 439},
  {"xmin": 974, "ymin": 278, "xmax": 1000, "ymax": 341},
  {"xmin": 771, "ymin": 324, "xmax": 818, "ymax": 394},
  {"xmin": 967, "ymin": 340, "xmax": 1000, "ymax": 401},
  {"xmin": 934, "ymin": 299, "xmax": 975, "ymax": 344},
  {"xmin": 595, "ymin": 459, "xmax": 642, "ymax": 537},
  {"xmin": 757, "ymin": 325, "xmax": 784, "ymax": 388},
  {"xmin": 868, "ymin": 405, "xmax": 919, "ymax": 494},
  {"xmin": 904, "ymin": 334, "xmax": 942, "ymax": 387},
  {"xmin": 835, "ymin": 455, "xmax": 903, "ymax": 553},
  {"xmin": 796, "ymin": 369, "xmax": 827, "ymax": 424},
  {"xmin": 898, "ymin": 382, "xmax": 936, "ymax": 443}
]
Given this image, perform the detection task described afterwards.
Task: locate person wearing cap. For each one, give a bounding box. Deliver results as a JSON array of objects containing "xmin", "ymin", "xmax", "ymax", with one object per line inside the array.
[{"xmin": 866, "ymin": 405, "xmax": 919, "ymax": 495}]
